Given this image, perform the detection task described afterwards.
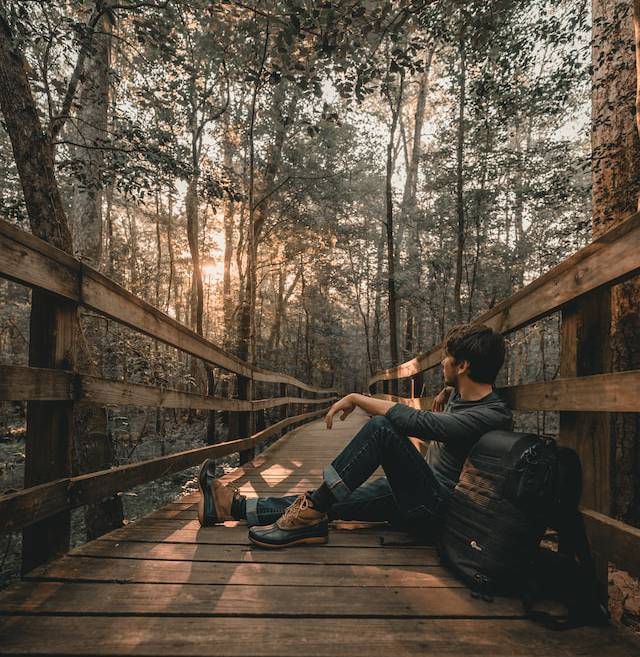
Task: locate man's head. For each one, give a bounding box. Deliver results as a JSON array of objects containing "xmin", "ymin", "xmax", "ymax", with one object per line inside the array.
[{"xmin": 441, "ymin": 323, "xmax": 505, "ymax": 386}]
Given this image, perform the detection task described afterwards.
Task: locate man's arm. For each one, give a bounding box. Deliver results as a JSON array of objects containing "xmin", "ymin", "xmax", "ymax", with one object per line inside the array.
[
  {"xmin": 324, "ymin": 393, "xmax": 395, "ymax": 429},
  {"xmin": 385, "ymin": 402, "xmax": 511, "ymax": 450}
]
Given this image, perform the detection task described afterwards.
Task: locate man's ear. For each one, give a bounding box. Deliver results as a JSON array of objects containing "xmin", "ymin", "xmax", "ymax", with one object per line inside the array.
[{"xmin": 456, "ymin": 359, "xmax": 471, "ymax": 376}]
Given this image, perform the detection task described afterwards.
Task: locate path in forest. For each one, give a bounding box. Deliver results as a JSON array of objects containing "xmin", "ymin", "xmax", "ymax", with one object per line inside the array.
[{"xmin": 0, "ymin": 410, "xmax": 639, "ymax": 656}]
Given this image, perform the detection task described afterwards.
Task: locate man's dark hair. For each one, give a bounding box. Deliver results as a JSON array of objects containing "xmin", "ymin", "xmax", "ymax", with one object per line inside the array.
[{"xmin": 444, "ymin": 323, "xmax": 505, "ymax": 384}]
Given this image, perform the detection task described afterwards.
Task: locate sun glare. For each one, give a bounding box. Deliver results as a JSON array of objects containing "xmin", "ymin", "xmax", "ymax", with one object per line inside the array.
[{"xmin": 202, "ymin": 261, "xmax": 224, "ymax": 280}]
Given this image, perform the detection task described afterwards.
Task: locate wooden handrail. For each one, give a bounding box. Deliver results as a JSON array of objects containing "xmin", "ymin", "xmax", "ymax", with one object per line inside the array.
[
  {"xmin": 0, "ymin": 407, "xmax": 329, "ymax": 535},
  {"xmin": 0, "ymin": 365, "xmax": 337, "ymax": 411},
  {"xmin": 369, "ymin": 212, "xmax": 640, "ymax": 386},
  {"xmin": 0, "ymin": 220, "xmax": 337, "ymax": 395},
  {"xmin": 373, "ymin": 370, "xmax": 640, "ymax": 413}
]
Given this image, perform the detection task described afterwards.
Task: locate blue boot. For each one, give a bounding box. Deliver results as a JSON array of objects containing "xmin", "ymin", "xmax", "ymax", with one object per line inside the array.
[{"xmin": 248, "ymin": 494, "xmax": 328, "ymax": 548}]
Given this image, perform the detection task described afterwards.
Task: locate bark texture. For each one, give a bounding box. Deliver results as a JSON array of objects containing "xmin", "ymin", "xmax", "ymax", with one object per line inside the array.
[
  {"xmin": 70, "ymin": 11, "xmax": 113, "ymax": 266},
  {"xmin": 592, "ymin": 0, "xmax": 640, "ymax": 526}
]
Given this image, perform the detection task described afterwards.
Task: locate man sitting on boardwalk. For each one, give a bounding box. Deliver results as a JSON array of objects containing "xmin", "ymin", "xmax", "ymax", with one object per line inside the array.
[{"xmin": 197, "ymin": 323, "xmax": 512, "ymax": 548}]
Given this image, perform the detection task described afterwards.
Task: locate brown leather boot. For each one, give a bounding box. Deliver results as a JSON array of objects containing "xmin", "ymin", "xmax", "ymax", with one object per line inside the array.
[{"xmin": 197, "ymin": 458, "xmax": 239, "ymax": 526}]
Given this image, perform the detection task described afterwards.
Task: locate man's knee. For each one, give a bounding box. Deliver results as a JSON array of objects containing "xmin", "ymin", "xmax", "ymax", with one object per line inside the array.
[{"xmin": 366, "ymin": 414, "xmax": 403, "ymax": 438}]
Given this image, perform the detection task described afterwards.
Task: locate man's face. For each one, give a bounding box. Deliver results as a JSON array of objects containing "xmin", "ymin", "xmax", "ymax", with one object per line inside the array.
[{"xmin": 441, "ymin": 351, "xmax": 458, "ymax": 386}]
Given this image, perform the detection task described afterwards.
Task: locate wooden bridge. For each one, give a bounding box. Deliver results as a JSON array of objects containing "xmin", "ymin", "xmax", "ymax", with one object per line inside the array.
[{"xmin": 0, "ymin": 214, "xmax": 640, "ymax": 655}]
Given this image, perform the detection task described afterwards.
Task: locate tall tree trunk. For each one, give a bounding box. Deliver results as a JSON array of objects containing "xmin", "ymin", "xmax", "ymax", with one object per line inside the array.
[
  {"xmin": 222, "ymin": 119, "xmax": 237, "ymax": 346},
  {"xmin": 154, "ymin": 190, "xmax": 162, "ymax": 307},
  {"xmin": 373, "ymin": 226, "xmax": 384, "ymax": 372},
  {"xmin": 384, "ymin": 70, "xmax": 404, "ymax": 373},
  {"xmin": 69, "ymin": 10, "xmax": 112, "ymax": 267},
  {"xmin": 186, "ymin": 177, "xmax": 204, "ymax": 336},
  {"xmin": 453, "ymin": 21, "xmax": 467, "ymax": 324},
  {"xmin": 237, "ymin": 83, "xmax": 292, "ymax": 363},
  {"xmin": 105, "ymin": 182, "xmax": 115, "ymax": 278},
  {"xmin": 0, "ymin": 11, "xmax": 71, "ymax": 251},
  {"xmin": 401, "ymin": 47, "xmax": 434, "ymax": 357},
  {"xmin": 166, "ymin": 193, "xmax": 176, "ymax": 313},
  {"xmin": 593, "ymin": 0, "xmax": 640, "ymax": 527}
]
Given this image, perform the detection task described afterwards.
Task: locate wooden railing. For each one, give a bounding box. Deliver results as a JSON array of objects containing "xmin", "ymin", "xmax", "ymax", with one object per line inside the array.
[
  {"xmin": 368, "ymin": 212, "xmax": 640, "ymax": 585},
  {"xmin": 0, "ymin": 219, "xmax": 337, "ymax": 573}
]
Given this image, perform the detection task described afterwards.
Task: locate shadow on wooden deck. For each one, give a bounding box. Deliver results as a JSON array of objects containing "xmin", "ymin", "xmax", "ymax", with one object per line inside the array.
[{"xmin": 0, "ymin": 411, "xmax": 639, "ymax": 656}]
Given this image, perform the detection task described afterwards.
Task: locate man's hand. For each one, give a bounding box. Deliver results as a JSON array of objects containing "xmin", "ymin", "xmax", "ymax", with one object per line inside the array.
[
  {"xmin": 431, "ymin": 386, "xmax": 453, "ymax": 412},
  {"xmin": 325, "ymin": 394, "xmax": 356, "ymax": 429}
]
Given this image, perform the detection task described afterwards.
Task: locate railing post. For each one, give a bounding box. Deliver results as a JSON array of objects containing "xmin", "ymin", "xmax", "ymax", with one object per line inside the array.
[
  {"xmin": 22, "ymin": 291, "xmax": 75, "ymax": 574},
  {"xmin": 238, "ymin": 374, "xmax": 255, "ymax": 465},
  {"xmin": 206, "ymin": 366, "xmax": 216, "ymax": 445},
  {"xmin": 279, "ymin": 383, "xmax": 287, "ymax": 422},
  {"xmin": 411, "ymin": 372, "xmax": 424, "ymax": 399},
  {"xmin": 559, "ymin": 293, "xmax": 612, "ymax": 592}
]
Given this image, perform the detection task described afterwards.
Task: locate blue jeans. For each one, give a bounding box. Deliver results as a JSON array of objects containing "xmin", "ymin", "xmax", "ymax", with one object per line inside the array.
[{"xmin": 246, "ymin": 415, "xmax": 451, "ymax": 535}]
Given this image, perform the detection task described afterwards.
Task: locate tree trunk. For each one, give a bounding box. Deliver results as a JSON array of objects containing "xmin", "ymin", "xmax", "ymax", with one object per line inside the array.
[
  {"xmin": 401, "ymin": 47, "xmax": 434, "ymax": 357},
  {"xmin": 385, "ymin": 70, "xmax": 404, "ymax": 373},
  {"xmin": 593, "ymin": 0, "xmax": 640, "ymax": 526},
  {"xmin": 0, "ymin": 10, "xmax": 71, "ymax": 251},
  {"xmin": 453, "ymin": 21, "xmax": 467, "ymax": 324},
  {"xmin": 186, "ymin": 177, "xmax": 204, "ymax": 336},
  {"xmin": 166, "ymin": 193, "xmax": 176, "ymax": 313},
  {"xmin": 237, "ymin": 83, "xmax": 293, "ymax": 363},
  {"xmin": 222, "ymin": 120, "xmax": 237, "ymax": 345},
  {"xmin": 69, "ymin": 11, "xmax": 113, "ymax": 267},
  {"xmin": 373, "ymin": 226, "xmax": 384, "ymax": 372}
]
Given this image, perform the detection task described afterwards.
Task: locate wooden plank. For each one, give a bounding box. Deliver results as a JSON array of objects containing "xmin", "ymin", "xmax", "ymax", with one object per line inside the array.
[
  {"xmin": 0, "ymin": 480, "xmax": 70, "ymax": 534},
  {"xmin": 369, "ymin": 212, "xmax": 640, "ymax": 385},
  {"xmin": 99, "ymin": 524, "xmax": 421, "ymax": 548},
  {"xmin": 90, "ymin": 514, "xmax": 640, "ymax": 575},
  {"xmin": 0, "ymin": 411, "xmax": 326, "ymax": 534},
  {"xmin": 0, "ymin": 365, "xmax": 74, "ymax": 401},
  {"xmin": 70, "ymin": 540, "xmax": 440, "ymax": 566},
  {"xmin": 26, "ymin": 556, "xmax": 459, "ymax": 587},
  {"xmin": 376, "ymin": 370, "xmax": 640, "ymax": 412},
  {"xmin": 0, "ymin": 220, "xmax": 79, "ymax": 299},
  {"xmin": 82, "ymin": 268, "xmax": 335, "ymax": 392},
  {"xmin": 1, "ymin": 617, "xmax": 638, "ymax": 656},
  {"xmin": 499, "ymin": 370, "xmax": 640, "ymax": 412},
  {"xmin": 0, "ymin": 581, "xmax": 561, "ymax": 618},
  {"xmin": 583, "ymin": 508, "xmax": 640, "ymax": 579},
  {"xmin": 0, "ymin": 365, "xmax": 335, "ymax": 410},
  {"xmin": 80, "ymin": 376, "xmax": 333, "ymax": 412},
  {"xmin": 129, "ymin": 517, "xmax": 398, "ymax": 532}
]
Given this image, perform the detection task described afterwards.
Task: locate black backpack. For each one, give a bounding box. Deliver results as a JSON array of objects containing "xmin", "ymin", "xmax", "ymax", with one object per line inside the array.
[{"xmin": 437, "ymin": 430, "xmax": 610, "ymax": 630}]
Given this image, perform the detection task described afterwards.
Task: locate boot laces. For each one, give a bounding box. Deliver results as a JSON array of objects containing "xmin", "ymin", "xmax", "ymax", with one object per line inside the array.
[{"xmin": 281, "ymin": 494, "xmax": 311, "ymax": 524}]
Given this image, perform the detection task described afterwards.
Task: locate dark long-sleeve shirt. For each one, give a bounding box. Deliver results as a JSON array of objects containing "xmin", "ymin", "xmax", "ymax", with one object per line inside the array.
[{"xmin": 385, "ymin": 389, "xmax": 512, "ymax": 490}]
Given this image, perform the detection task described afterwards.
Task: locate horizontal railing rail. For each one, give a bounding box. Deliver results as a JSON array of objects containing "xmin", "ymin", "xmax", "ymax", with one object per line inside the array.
[
  {"xmin": 373, "ymin": 370, "xmax": 640, "ymax": 413},
  {"xmin": 0, "ymin": 365, "xmax": 335, "ymax": 412}
]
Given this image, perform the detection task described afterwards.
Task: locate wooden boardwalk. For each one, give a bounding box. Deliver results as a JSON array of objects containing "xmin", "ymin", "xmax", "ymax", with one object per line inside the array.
[{"xmin": 0, "ymin": 410, "xmax": 639, "ymax": 656}]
